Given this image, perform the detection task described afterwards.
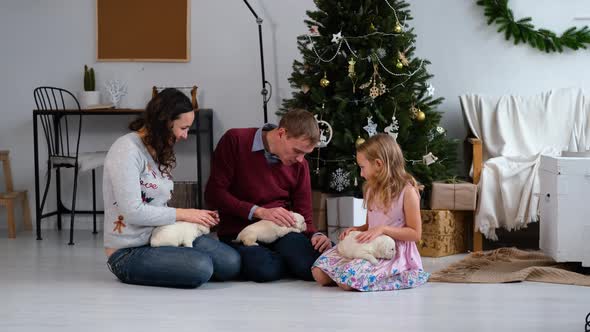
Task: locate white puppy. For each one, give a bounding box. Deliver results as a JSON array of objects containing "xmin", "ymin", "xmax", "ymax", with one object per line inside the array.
[
  {"xmin": 337, "ymin": 231, "xmax": 396, "ymax": 264},
  {"xmin": 235, "ymin": 212, "xmax": 307, "ymax": 246},
  {"xmin": 150, "ymin": 222, "xmax": 210, "ymax": 248}
]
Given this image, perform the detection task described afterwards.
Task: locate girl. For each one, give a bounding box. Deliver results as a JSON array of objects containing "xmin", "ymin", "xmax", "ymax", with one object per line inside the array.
[
  {"xmin": 103, "ymin": 88, "xmax": 241, "ymax": 288},
  {"xmin": 312, "ymin": 133, "xmax": 430, "ymax": 291}
]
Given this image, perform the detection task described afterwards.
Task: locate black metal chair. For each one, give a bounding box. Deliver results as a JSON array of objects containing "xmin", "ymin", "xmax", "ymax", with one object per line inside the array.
[{"xmin": 33, "ymin": 87, "xmax": 106, "ymax": 245}]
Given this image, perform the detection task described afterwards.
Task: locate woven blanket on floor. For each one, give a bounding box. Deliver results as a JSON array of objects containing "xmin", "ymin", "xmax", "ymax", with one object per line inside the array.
[{"xmin": 430, "ymin": 247, "xmax": 590, "ymax": 286}]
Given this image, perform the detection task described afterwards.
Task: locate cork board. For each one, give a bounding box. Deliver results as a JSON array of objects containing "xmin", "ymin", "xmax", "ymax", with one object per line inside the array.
[{"xmin": 96, "ymin": 0, "xmax": 190, "ymax": 62}]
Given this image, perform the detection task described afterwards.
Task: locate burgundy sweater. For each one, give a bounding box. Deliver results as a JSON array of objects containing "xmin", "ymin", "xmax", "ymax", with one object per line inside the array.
[{"xmin": 205, "ymin": 128, "xmax": 316, "ymax": 238}]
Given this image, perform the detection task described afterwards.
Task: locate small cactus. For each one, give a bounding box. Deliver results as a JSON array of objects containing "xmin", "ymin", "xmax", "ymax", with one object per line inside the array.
[{"xmin": 84, "ymin": 65, "xmax": 96, "ymax": 91}]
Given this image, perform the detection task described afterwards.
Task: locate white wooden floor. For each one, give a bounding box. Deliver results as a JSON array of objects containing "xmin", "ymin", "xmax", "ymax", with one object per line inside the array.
[{"xmin": 1, "ymin": 230, "xmax": 589, "ymax": 332}]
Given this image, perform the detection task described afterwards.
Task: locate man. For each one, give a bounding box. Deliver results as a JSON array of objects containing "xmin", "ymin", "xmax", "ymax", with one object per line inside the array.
[{"xmin": 205, "ymin": 109, "xmax": 332, "ymax": 282}]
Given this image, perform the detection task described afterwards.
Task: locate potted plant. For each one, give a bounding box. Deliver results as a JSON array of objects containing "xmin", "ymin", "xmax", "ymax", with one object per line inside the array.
[{"xmin": 78, "ymin": 65, "xmax": 100, "ymax": 108}]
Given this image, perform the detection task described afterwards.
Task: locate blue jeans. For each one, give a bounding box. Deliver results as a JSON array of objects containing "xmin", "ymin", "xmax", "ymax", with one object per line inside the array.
[
  {"xmin": 222, "ymin": 232, "xmax": 321, "ymax": 282},
  {"xmin": 107, "ymin": 235, "xmax": 241, "ymax": 288}
]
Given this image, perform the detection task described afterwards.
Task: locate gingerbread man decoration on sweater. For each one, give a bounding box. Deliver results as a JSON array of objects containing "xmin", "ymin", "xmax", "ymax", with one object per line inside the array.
[{"xmin": 113, "ymin": 215, "xmax": 126, "ymax": 234}]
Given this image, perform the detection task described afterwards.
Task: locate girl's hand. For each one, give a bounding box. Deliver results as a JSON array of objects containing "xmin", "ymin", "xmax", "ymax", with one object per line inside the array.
[
  {"xmin": 355, "ymin": 226, "xmax": 385, "ymax": 243},
  {"xmin": 339, "ymin": 227, "xmax": 358, "ymax": 241},
  {"xmin": 177, "ymin": 209, "xmax": 219, "ymax": 227}
]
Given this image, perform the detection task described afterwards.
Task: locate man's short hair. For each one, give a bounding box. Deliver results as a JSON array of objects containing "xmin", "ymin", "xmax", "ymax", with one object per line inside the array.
[{"xmin": 278, "ymin": 109, "xmax": 320, "ymax": 146}]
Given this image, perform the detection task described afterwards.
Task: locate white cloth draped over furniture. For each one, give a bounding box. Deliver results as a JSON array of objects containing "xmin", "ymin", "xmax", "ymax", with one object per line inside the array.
[{"xmin": 460, "ymin": 88, "xmax": 590, "ymax": 240}]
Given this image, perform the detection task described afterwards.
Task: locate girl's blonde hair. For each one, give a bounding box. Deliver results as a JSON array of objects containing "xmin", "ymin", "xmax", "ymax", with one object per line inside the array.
[{"xmin": 357, "ymin": 133, "xmax": 417, "ymax": 210}]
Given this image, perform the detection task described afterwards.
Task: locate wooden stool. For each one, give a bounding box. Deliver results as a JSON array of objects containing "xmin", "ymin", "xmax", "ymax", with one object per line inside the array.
[{"xmin": 0, "ymin": 151, "xmax": 32, "ymax": 238}]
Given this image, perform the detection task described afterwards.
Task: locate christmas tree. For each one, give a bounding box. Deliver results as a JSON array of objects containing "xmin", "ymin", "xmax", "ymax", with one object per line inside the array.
[{"xmin": 281, "ymin": 0, "xmax": 458, "ymax": 197}]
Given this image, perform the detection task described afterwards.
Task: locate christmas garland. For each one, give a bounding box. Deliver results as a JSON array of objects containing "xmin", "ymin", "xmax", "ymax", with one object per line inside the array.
[{"xmin": 476, "ymin": 0, "xmax": 590, "ymax": 53}]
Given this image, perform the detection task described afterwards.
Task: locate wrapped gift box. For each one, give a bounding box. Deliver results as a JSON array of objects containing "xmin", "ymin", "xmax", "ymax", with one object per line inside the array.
[
  {"xmin": 429, "ymin": 181, "xmax": 477, "ymax": 211},
  {"xmin": 312, "ymin": 191, "xmax": 329, "ymax": 232},
  {"xmin": 326, "ymin": 196, "xmax": 367, "ymax": 243},
  {"xmin": 418, "ymin": 209, "xmax": 470, "ymax": 257},
  {"xmin": 326, "ymin": 196, "xmax": 367, "ymax": 228}
]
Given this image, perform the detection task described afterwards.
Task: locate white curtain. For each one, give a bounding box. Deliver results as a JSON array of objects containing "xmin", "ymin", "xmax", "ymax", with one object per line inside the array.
[{"xmin": 460, "ymin": 88, "xmax": 588, "ymax": 240}]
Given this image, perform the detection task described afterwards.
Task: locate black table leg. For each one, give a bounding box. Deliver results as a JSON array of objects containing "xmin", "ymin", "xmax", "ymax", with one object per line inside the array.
[{"xmin": 33, "ymin": 114, "xmax": 42, "ymax": 240}]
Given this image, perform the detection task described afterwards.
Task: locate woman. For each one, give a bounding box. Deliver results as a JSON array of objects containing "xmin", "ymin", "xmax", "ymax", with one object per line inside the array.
[{"xmin": 103, "ymin": 88, "xmax": 240, "ymax": 288}]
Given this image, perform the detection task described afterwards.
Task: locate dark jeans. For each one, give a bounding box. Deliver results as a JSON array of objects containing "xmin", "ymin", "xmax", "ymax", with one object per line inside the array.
[
  {"xmin": 222, "ymin": 232, "xmax": 321, "ymax": 282},
  {"xmin": 107, "ymin": 235, "xmax": 241, "ymax": 288}
]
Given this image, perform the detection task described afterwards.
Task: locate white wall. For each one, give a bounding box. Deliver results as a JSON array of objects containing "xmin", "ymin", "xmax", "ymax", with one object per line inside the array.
[
  {"xmin": 0, "ymin": 0, "xmax": 588, "ymax": 230},
  {"xmin": 410, "ymin": 0, "xmax": 590, "ymax": 137}
]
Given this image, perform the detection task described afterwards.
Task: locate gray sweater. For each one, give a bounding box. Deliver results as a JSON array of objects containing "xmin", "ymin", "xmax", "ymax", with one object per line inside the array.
[{"xmin": 103, "ymin": 132, "xmax": 176, "ymax": 249}]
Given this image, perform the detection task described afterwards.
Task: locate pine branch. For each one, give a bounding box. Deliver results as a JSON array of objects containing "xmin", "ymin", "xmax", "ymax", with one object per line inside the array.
[{"xmin": 477, "ymin": 0, "xmax": 590, "ymax": 53}]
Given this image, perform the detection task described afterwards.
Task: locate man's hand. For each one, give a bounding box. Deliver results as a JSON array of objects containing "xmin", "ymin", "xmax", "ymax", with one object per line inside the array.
[
  {"xmin": 355, "ymin": 226, "xmax": 384, "ymax": 243},
  {"xmin": 253, "ymin": 207, "xmax": 296, "ymax": 227},
  {"xmin": 311, "ymin": 233, "xmax": 332, "ymax": 253}
]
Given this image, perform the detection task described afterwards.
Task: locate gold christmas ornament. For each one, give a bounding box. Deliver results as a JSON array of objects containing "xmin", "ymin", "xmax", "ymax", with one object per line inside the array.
[
  {"xmin": 416, "ymin": 110, "xmax": 426, "ymax": 121},
  {"xmin": 378, "ymin": 83, "xmax": 387, "ymax": 95},
  {"xmin": 367, "ymin": 63, "xmax": 386, "ymax": 99},
  {"xmin": 369, "ymin": 86, "xmax": 380, "ymax": 99},
  {"xmin": 319, "ymin": 72, "xmax": 330, "ymax": 88},
  {"xmin": 410, "ymin": 103, "xmax": 419, "ymax": 119},
  {"xmin": 355, "ymin": 136, "xmax": 366, "ymax": 147},
  {"xmin": 396, "ymin": 60, "xmax": 404, "ymax": 69},
  {"xmin": 347, "ymin": 58, "xmax": 356, "ymax": 78},
  {"xmin": 359, "ymin": 81, "xmax": 372, "ymax": 90},
  {"xmin": 398, "ymin": 51, "xmax": 409, "ymax": 66},
  {"xmin": 394, "ymin": 22, "xmax": 403, "ymax": 33},
  {"xmin": 348, "ymin": 58, "xmax": 358, "ymax": 93}
]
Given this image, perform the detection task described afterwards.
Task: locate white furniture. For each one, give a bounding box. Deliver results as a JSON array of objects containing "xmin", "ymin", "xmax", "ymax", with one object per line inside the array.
[
  {"xmin": 539, "ymin": 155, "xmax": 590, "ymax": 267},
  {"xmin": 461, "ymin": 88, "xmax": 589, "ymax": 240}
]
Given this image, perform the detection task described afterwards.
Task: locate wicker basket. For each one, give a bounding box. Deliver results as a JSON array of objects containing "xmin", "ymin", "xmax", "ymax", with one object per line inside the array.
[{"xmin": 418, "ymin": 210, "xmax": 470, "ymax": 257}]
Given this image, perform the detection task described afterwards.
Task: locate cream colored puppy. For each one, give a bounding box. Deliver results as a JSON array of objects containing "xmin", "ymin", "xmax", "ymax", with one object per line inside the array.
[
  {"xmin": 337, "ymin": 231, "xmax": 396, "ymax": 264},
  {"xmin": 150, "ymin": 222, "xmax": 210, "ymax": 248},
  {"xmin": 235, "ymin": 212, "xmax": 307, "ymax": 246}
]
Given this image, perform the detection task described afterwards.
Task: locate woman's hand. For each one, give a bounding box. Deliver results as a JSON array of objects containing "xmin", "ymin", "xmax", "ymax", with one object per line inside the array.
[
  {"xmin": 177, "ymin": 209, "xmax": 219, "ymax": 227},
  {"xmin": 355, "ymin": 226, "xmax": 385, "ymax": 243},
  {"xmin": 339, "ymin": 227, "xmax": 358, "ymax": 241}
]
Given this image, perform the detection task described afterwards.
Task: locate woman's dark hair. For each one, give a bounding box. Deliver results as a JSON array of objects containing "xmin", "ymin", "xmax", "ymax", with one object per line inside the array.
[{"xmin": 129, "ymin": 88, "xmax": 193, "ymax": 176}]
